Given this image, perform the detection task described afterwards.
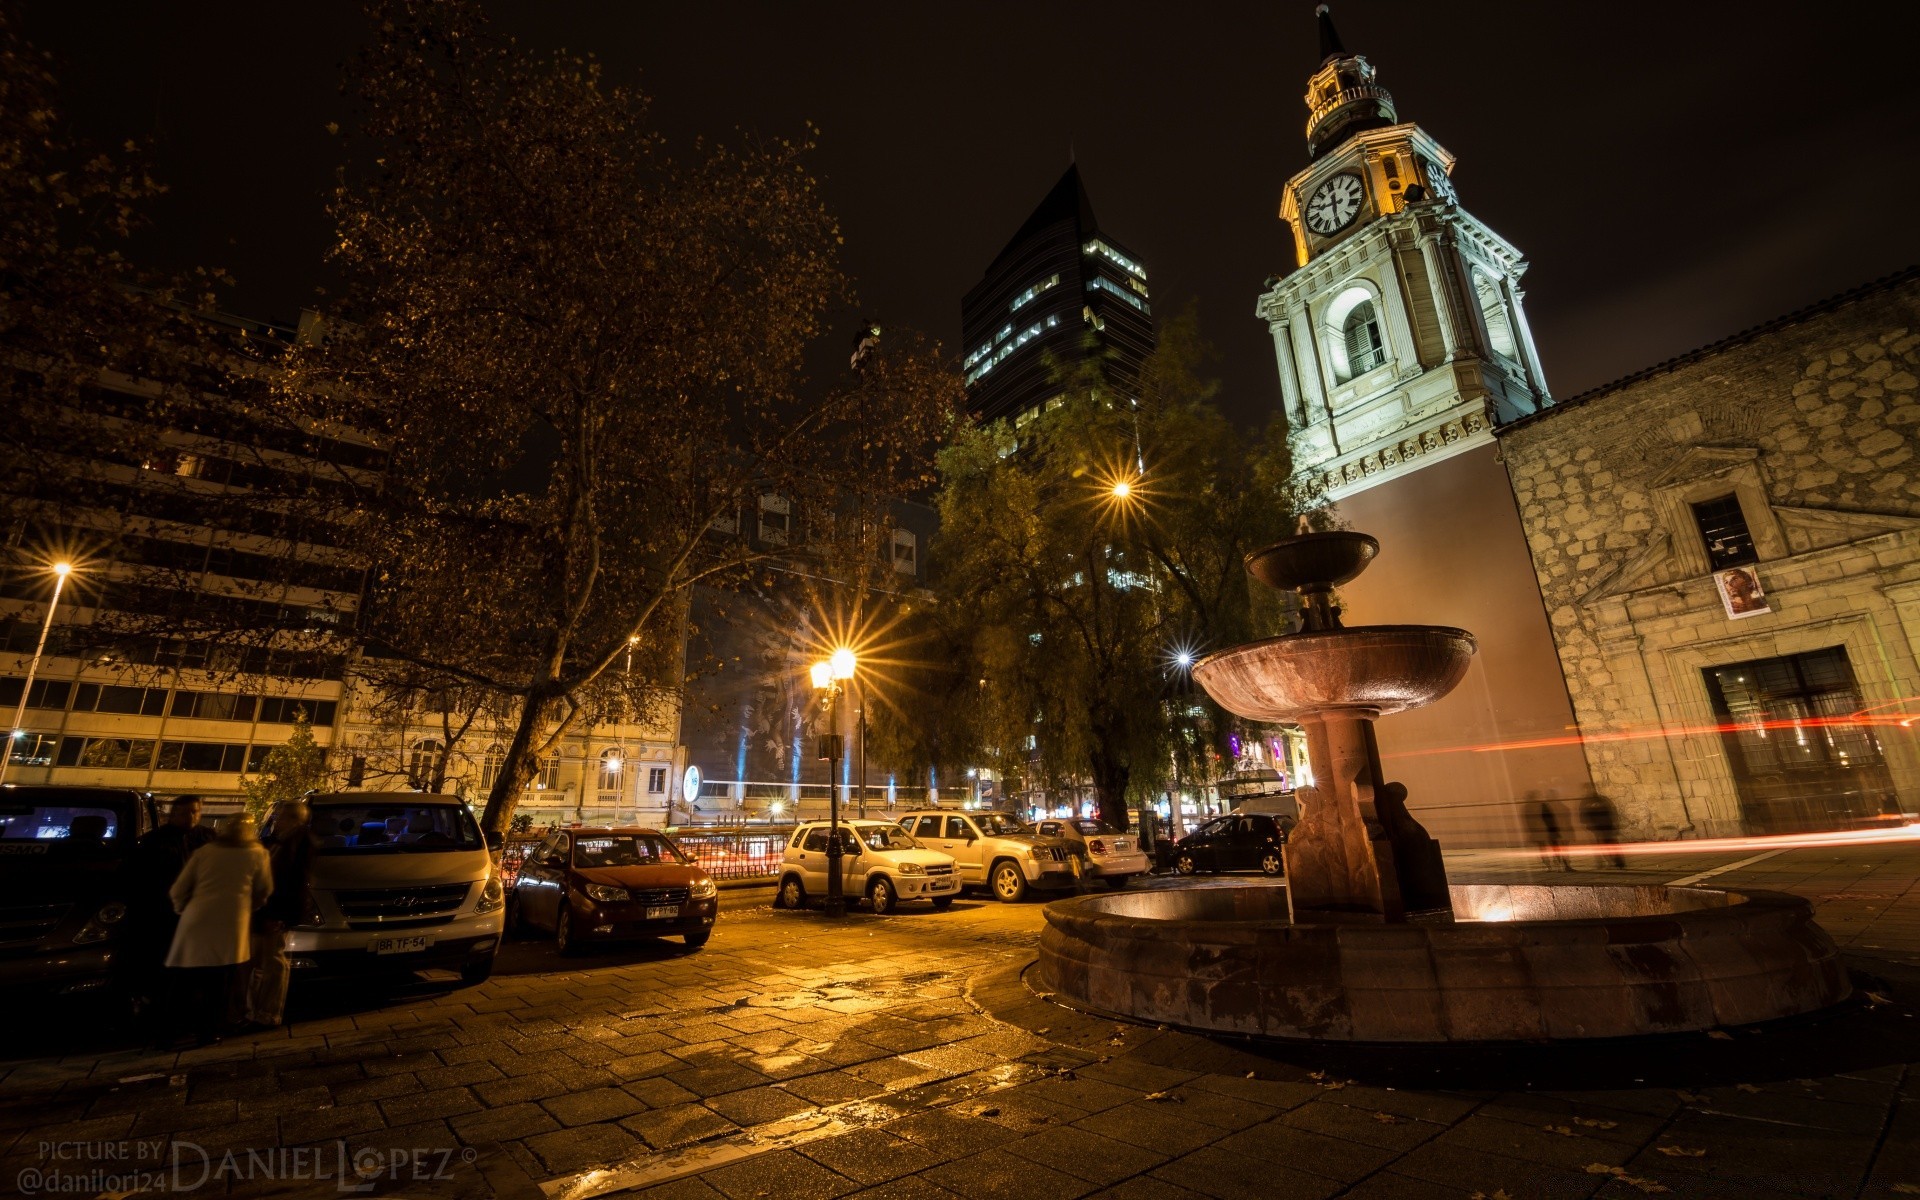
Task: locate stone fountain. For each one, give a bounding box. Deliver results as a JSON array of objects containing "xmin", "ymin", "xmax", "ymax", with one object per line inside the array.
[{"xmin": 1035, "ymin": 530, "xmax": 1852, "ymax": 1041}]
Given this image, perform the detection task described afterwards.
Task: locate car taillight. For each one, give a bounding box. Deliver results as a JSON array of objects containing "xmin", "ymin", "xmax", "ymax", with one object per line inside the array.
[{"xmin": 1089, "ymin": 839, "xmax": 1108, "ymax": 854}]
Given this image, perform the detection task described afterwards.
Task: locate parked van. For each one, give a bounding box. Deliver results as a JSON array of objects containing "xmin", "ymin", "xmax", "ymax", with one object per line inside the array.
[
  {"xmin": 0, "ymin": 787, "xmax": 157, "ymax": 997},
  {"xmin": 281, "ymin": 792, "xmax": 505, "ymax": 986}
]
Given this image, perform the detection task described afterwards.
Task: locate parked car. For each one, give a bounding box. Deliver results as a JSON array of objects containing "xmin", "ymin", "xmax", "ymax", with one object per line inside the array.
[
  {"xmin": 896, "ymin": 809, "xmax": 1084, "ymax": 902},
  {"xmin": 1032, "ymin": 818, "xmax": 1150, "ymax": 887},
  {"xmin": 774, "ymin": 819, "xmax": 959, "ymax": 914},
  {"xmin": 0, "ymin": 787, "xmax": 157, "ymax": 997},
  {"xmin": 509, "ymin": 826, "xmax": 717, "ymax": 953},
  {"xmin": 283, "ymin": 792, "xmax": 506, "ymax": 984},
  {"xmin": 1173, "ymin": 812, "xmax": 1292, "ymax": 876}
]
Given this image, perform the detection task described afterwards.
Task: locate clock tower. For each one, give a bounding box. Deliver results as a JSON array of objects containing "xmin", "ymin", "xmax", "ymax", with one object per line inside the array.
[{"xmin": 1257, "ymin": 6, "xmax": 1593, "ymax": 838}]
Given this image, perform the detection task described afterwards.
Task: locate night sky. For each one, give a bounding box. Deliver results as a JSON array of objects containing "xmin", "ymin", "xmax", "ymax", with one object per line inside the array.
[{"xmin": 25, "ymin": 2, "xmax": 1920, "ymax": 426}]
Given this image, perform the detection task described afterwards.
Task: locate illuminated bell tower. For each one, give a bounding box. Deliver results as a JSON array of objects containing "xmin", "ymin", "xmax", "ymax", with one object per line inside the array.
[
  {"xmin": 1257, "ymin": 5, "xmax": 1591, "ymax": 835},
  {"xmin": 1261, "ymin": 6, "xmax": 1551, "ymax": 492}
]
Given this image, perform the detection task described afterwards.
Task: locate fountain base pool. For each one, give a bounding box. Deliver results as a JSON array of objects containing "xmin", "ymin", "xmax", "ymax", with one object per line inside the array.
[{"xmin": 1036, "ymin": 883, "xmax": 1851, "ymax": 1042}]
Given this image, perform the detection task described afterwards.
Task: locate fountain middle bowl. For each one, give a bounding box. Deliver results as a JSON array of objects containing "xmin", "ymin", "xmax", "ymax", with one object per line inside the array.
[{"xmin": 1193, "ymin": 625, "xmax": 1476, "ymax": 722}]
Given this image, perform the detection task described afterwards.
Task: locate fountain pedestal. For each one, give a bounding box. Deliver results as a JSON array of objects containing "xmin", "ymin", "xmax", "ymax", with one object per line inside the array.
[{"xmin": 1194, "ymin": 533, "xmax": 1471, "ymax": 922}]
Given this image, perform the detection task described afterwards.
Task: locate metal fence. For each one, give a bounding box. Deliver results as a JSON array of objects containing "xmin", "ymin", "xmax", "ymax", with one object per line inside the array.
[
  {"xmin": 498, "ymin": 828, "xmax": 794, "ymax": 885},
  {"xmin": 672, "ymin": 827, "xmax": 793, "ymax": 881}
]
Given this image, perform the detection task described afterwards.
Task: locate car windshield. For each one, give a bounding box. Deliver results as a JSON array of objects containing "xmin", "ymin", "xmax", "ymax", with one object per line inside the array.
[
  {"xmin": 857, "ymin": 825, "xmax": 918, "ymax": 851},
  {"xmin": 975, "ymin": 813, "xmax": 1026, "ymax": 836},
  {"xmin": 0, "ymin": 798, "xmax": 127, "ymax": 857},
  {"xmin": 310, "ymin": 804, "xmax": 483, "ymax": 852},
  {"xmin": 1071, "ymin": 820, "xmax": 1113, "ymax": 835},
  {"xmin": 573, "ymin": 835, "xmax": 685, "ymax": 867}
]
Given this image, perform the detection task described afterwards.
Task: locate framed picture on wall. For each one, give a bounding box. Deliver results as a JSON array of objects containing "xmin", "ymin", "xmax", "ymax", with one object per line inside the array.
[{"xmin": 1715, "ymin": 564, "xmax": 1771, "ymax": 620}]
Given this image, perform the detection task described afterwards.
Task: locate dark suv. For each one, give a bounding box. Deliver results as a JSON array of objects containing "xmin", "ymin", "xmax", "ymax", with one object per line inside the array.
[
  {"xmin": 1173, "ymin": 812, "xmax": 1292, "ymax": 876},
  {"xmin": 0, "ymin": 787, "xmax": 158, "ymax": 996}
]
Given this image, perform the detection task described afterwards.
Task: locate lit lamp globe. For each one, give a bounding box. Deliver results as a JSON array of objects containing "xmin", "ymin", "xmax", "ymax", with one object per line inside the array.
[{"xmin": 829, "ymin": 647, "xmax": 856, "ymax": 680}]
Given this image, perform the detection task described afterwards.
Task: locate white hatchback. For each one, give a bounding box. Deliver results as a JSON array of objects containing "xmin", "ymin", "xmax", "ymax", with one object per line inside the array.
[{"xmin": 775, "ymin": 820, "xmax": 959, "ymax": 914}]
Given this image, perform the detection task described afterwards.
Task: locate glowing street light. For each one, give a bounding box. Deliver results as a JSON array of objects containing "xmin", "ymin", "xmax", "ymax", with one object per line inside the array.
[
  {"xmin": 1110, "ymin": 479, "xmax": 1133, "ymax": 500},
  {"xmin": 810, "ymin": 647, "xmax": 861, "ymax": 916},
  {"xmin": 1, "ymin": 562, "xmax": 75, "ymax": 788}
]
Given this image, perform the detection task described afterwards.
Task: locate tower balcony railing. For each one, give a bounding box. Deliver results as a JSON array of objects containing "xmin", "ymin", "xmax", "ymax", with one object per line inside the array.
[{"xmin": 1306, "ymin": 84, "xmax": 1396, "ymax": 138}]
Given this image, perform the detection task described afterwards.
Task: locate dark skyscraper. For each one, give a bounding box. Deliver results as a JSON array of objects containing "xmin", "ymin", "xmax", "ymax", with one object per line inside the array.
[{"xmin": 960, "ymin": 165, "xmax": 1155, "ymax": 428}]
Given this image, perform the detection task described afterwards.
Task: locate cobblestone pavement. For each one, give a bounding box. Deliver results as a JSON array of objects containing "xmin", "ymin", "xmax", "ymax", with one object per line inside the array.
[{"xmin": 3, "ymin": 843, "xmax": 1919, "ymax": 1200}]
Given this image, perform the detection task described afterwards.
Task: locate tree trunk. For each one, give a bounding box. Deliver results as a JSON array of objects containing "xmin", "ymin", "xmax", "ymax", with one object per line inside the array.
[
  {"xmin": 1088, "ymin": 741, "xmax": 1131, "ymax": 832},
  {"xmin": 481, "ymin": 690, "xmax": 556, "ymax": 834}
]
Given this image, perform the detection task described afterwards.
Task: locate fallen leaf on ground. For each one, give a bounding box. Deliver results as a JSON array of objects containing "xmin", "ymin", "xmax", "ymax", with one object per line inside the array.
[
  {"xmin": 1585, "ymin": 1164, "xmax": 1620, "ymax": 1176},
  {"xmin": 1676, "ymin": 1090, "xmax": 1709, "ymax": 1103},
  {"xmin": 1319, "ymin": 1079, "xmax": 1347, "ymax": 1090},
  {"xmin": 1887, "ymin": 1184, "xmax": 1920, "ymax": 1195},
  {"xmin": 1543, "ymin": 1124, "xmax": 1575, "ymax": 1136},
  {"xmin": 1866, "ymin": 991, "xmax": 1891, "ymax": 1005},
  {"xmin": 1244, "ymin": 1071, "xmax": 1257, "ymax": 1079},
  {"xmin": 1621, "ymin": 1176, "xmax": 1671, "ymax": 1194},
  {"xmin": 1706, "ymin": 1030, "xmax": 1734, "ymax": 1040},
  {"xmin": 1656, "ymin": 1146, "xmax": 1708, "ymax": 1158},
  {"xmin": 1143, "ymin": 1090, "xmax": 1183, "ymax": 1103},
  {"xmin": 1107, "ymin": 1038, "xmax": 1126, "ymax": 1046},
  {"xmin": 1468, "ymin": 1191, "xmax": 1513, "ymax": 1200},
  {"xmin": 1735, "ymin": 1083, "xmax": 1762, "ymax": 1093},
  {"xmin": 1035, "ymin": 1028, "xmax": 1050, "ymax": 1035},
  {"xmin": 1573, "ymin": 1117, "xmax": 1618, "ymax": 1129},
  {"xmin": 1372, "ymin": 1112, "xmax": 1402, "ymax": 1125}
]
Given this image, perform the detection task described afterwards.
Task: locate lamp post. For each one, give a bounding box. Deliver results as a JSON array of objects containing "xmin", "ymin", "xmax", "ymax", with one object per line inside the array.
[
  {"xmin": 1, "ymin": 562, "xmax": 73, "ymax": 789},
  {"xmin": 810, "ymin": 648, "xmax": 857, "ymax": 916}
]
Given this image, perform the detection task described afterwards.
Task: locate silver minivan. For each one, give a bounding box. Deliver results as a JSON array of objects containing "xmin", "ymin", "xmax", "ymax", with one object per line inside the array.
[{"xmin": 282, "ymin": 792, "xmax": 505, "ymax": 986}]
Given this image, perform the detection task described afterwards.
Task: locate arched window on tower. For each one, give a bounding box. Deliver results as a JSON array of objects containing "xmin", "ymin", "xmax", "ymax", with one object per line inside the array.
[
  {"xmin": 1342, "ymin": 302, "xmax": 1386, "ymax": 376},
  {"xmin": 1475, "ymin": 272, "xmax": 1518, "ymax": 360}
]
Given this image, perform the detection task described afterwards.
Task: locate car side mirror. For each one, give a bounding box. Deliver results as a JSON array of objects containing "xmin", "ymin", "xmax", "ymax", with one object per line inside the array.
[{"xmin": 485, "ymin": 830, "xmax": 504, "ymax": 853}]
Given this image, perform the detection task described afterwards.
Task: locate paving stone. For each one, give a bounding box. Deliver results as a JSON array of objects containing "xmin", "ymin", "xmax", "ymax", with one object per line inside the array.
[
  {"xmin": 800, "ymin": 1128, "xmax": 945, "ymax": 1186},
  {"xmin": 378, "ymin": 1085, "xmax": 482, "ymax": 1126},
  {"xmin": 1277, "ymin": 1097, "xmax": 1450, "ymax": 1152},
  {"xmin": 1148, "ymin": 1145, "xmax": 1344, "ymax": 1200},
  {"xmin": 1436, "ymin": 1112, "xmax": 1633, "ymax": 1173},
  {"xmin": 449, "ymin": 1100, "xmax": 561, "ymax": 1145},
  {"xmin": 1218, "ymin": 1117, "xmax": 1399, "ymax": 1183},
  {"xmin": 632, "ymin": 1178, "xmax": 727, "ymax": 1199},
  {"xmin": 624, "ymin": 1102, "xmax": 740, "ymax": 1151},
  {"xmin": 922, "ymin": 1146, "xmax": 1096, "ymax": 1200},
  {"xmin": 1389, "ymin": 1139, "xmax": 1604, "ymax": 1200},
  {"xmin": 842, "ymin": 1176, "xmax": 969, "ymax": 1200},
  {"xmin": 702, "ymin": 1147, "xmax": 859, "ymax": 1199},
  {"xmin": 1001, "ymin": 1122, "xmax": 1170, "ymax": 1185},
  {"xmin": 886, "ymin": 1109, "xmax": 1021, "ymax": 1160},
  {"xmin": 780, "ymin": 1070, "xmax": 886, "ymax": 1107},
  {"xmin": 522, "ymin": 1122, "xmax": 642, "ymax": 1174},
  {"xmin": 278, "ymin": 1101, "xmax": 389, "ymax": 1143},
  {"xmin": 541, "ymin": 1086, "xmax": 646, "ymax": 1127},
  {"xmin": 1072, "ymin": 1102, "xmax": 1226, "ymax": 1157},
  {"xmin": 668, "ymin": 1062, "xmax": 772, "ymax": 1098},
  {"xmin": 474, "ymin": 1072, "xmax": 575, "ymax": 1107},
  {"xmin": 704, "ymin": 1084, "xmax": 815, "ymax": 1127}
]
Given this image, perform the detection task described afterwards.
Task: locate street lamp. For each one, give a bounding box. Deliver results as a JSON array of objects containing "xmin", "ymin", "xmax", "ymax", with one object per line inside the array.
[
  {"xmin": 0, "ymin": 562, "xmax": 73, "ymax": 789},
  {"xmin": 810, "ymin": 647, "xmax": 858, "ymax": 916}
]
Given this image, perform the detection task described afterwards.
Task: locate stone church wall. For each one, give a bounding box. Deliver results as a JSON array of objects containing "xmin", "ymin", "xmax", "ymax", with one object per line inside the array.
[{"xmin": 1497, "ymin": 271, "xmax": 1920, "ymax": 838}]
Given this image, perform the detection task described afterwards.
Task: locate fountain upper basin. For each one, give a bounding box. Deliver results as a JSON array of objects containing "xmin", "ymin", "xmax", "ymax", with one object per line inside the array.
[{"xmin": 1193, "ymin": 625, "xmax": 1476, "ymax": 722}]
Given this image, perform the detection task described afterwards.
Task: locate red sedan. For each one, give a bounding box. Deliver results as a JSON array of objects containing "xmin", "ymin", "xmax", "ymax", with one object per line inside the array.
[{"xmin": 507, "ymin": 827, "xmax": 718, "ymax": 952}]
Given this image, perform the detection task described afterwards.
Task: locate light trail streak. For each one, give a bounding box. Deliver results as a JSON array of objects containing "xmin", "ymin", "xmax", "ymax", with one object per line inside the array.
[
  {"xmin": 1399, "ymin": 702, "xmax": 1920, "ymax": 758},
  {"xmin": 1487, "ymin": 820, "xmax": 1920, "ymax": 860}
]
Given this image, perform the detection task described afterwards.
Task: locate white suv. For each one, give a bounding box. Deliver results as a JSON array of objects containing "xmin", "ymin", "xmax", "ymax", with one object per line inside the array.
[
  {"xmin": 774, "ymin": 820, "xmax": 959, "ymax": 914},
  {"xmin": 896, "ymin": 810, "xmax": 1084, "ymax": 902}
]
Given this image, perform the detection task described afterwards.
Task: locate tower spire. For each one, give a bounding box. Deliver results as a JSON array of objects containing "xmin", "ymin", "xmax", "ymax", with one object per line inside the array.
[
  {"xmin": 1316, "ymin": 4, "xmax": 1346, "ymax": 64},
  {"xmin": 1302, "ymin": 5, "xmax": 1396, "ymax": 158}
]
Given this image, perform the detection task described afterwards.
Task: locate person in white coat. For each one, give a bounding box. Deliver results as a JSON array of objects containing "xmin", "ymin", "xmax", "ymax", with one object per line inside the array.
[{"xmin": 165, "ymin": 813, "xmax": 272, "ymax": 1045}]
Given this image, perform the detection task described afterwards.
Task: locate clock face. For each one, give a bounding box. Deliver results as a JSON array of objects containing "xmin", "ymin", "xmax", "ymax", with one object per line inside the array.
[
  {"xmin": 1304, "ymin": 173, "xmax": 1365, "ymax": 234},
  {"xmin": 1422, "ymin": 158, "xmax": 1456, "ymax": 202}
]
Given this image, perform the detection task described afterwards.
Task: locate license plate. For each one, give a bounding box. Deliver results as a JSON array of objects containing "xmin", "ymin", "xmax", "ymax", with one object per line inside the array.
[
  {"xmin": 1114, "ymin": 839, "xmax": 1130, "ymax": 851},
  {"xmin": 370, "ymin": 936, "xmax": 431, "ymax": 955},
  {"xmin": 645, "ymin": 904, "xmax": 679, "ymax": 920}
]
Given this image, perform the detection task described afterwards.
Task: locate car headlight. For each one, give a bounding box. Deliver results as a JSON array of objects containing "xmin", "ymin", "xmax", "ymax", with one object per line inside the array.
[
  {"xmin": 72, "ymin": 901, "xmax": 127, "ymax": 945},
  {"xmin": 584, "ymin": 884, "xmax": 629, "ymax": 903},
  {"xmin": 689, "ymin": 877, "xmax": 718, "ymax": 900},
  {"xmin": 475, "ymin": 874, "xmax": 506, "ymax": 913},
  {"xmin": 896, "ymin": 862, "xmax": 925, "ymax": 875}
]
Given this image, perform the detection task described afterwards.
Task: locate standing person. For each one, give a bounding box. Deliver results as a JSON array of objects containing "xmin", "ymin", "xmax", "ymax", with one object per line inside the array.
[
  {"xmin": 1525, "ymin": 793, "xmax": 1573, "ymax": 873},
  {"xmin": 246, "ymin": 801, "xmax": 313, "ymax": 1030},
  {"xmin": 164, "ymin": 814, "xmax": 271, "ymax": 1047},
  {"xmin": 117, "ymin": 796, "xmax": 211, "ymax": 1024},
  {"xmin": 1580, "ymin": 794, "xmax": 1628, "ymax": 870}
]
